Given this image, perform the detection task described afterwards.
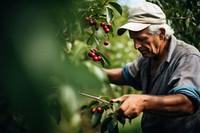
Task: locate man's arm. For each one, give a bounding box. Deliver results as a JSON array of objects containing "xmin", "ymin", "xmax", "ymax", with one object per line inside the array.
[
  {"xmin": 144, "ymin": 94, "xmax": 194, "ymax": 115},
  {"xmin": 104, "ymin": 68, "xmax": 127, "ymax": 85},
  {"xmin": 111, "ymin": 94, "xmax": 194, "ymax": 119}
]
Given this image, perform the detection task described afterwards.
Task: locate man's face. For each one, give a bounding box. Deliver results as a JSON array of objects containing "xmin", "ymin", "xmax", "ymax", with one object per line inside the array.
[{"xmin": 129, "ymin": 28, "xmax": 162, "ymax": 58}]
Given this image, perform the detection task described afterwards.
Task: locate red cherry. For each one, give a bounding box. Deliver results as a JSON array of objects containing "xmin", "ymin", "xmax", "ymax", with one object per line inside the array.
[
  {"xmin": 91, "ymin": 108, "xmax": 96, "ymax": 114},
  {"xmin": 93, "ymin": 19, "xmax": 97, "ymax": 25},
  {"xmin": 107, "ymin": 23, "xmax": 112, "ymax": 28},
  {"xmin": 104, "ymin": 41, "xmax": 109, "ymax": 46},
  {"xmin": 100, "ymin": 22, "xmax": 105, "ymax": 27},
  {"xmin": 92, "ymin": 49, "xmax": 97, "ymax": 53},
  {"xmin": 97, "ymin": 56, "xmax": 102, "ymax": 61},
  {"xmin": 103, "ymin": 25, "xmax": 108, "ymax": 30},
  {"xmin": 88, "ymin": 52, "xmax": 96, "ymax": 58},
  {"xmin": 93, "ymin": 56, "xmax": 99, "ymax": 61},
  {"xmin": 105, "ymin": 28, "xmax": 110, "ymax": 33},
  {"xmin": 97, "ymin": 107, "xmax": 103, "ymax": 113},
  {"xmin": 89, "ymin": 21, "xmax": 94, "ymax": 26}
]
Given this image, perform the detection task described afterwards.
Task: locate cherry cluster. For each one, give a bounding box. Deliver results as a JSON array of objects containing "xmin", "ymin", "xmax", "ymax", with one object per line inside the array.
[
  {"xmin": 88, "ymin": 49, "xmax": 102, "ymax": 61},
  {"xmin": 91, "ymin": 106, "xmax": 103, "ymax": 114},
  {"xmin": 85, "ymin": 16, "xmax": 99, "ymax": 30},
  {"xmin": 85, "ymin": 16, "xmax": 112, "ymax": 62},
  {"xmin": 100, "ymin": 22, "xmax": 112, "ymax": 34},
  {"xmin": 85, "ymin": 16, "xmax": 112, "ymax": 34}
]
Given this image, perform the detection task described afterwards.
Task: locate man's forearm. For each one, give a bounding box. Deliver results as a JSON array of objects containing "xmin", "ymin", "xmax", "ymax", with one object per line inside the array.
[
  {"xmin": 144, "ymin": 94, "xmax": 194, "ymax": 116},
  {"xmin": 104, "ymin": 68, "xmax": 126, "ymax": 85}
]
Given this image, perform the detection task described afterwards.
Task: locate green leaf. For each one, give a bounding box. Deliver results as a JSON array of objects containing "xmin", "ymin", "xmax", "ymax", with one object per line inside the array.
[
  {"xmin": 117, "ymin": 115, "xmax": 125, "ymax": 126},
  {"xmin": 49, "ymin": 104, "xmax": 62, "ymax": 124},
  {"xmin": 80, "ymin": 105, "xmax": 88, "ymax": 114},
  {"xmin": 91, "ymin": 112, "xmax": 102, "ymax": 128},
  {"xmin": 80, "ymin": 105, "xmax": 88, "ymax": 113},
  {"xmin": 94, "ymin": 35, "xmax": 100, "ymax": 45},
  {"xmin": 101, "ymin": 117, "xmax": 113, "ymax": 133},
  {"xmin": 100, "ymin": 96, "xmax": 110, "ymax": 101},
  {"xmin": 113, "ymin": 102, "xmax": 121, "ymax": 110},
  {"xmin": 70, "ymin": 41, "xmax": 87, "ymax": 62},
  {"xmin": 88, "ymin": 100, "xmax": 99, "ymax": 108},
  {"xmin": 109, "ymin": 2, "xmax": 122, "ymax": 16},
  {"xmin": 60, "ymin": 59, "xmax": 103, "ymax": 90},
  {"xmin": 101, "ymin": 105, "xmax": 110, "ymax": 111},
  {"xmin": 186, "ymin": 18, "xmax": 190, "ymax": 28},
  {"xmin": 106, "ymin": 7, "xmax": 114, "ymax": 23},
  {"xmin": 96, "ymin": 52, "xmax": 111, "ymax": 66},
  {"xmin": 107, "ymin": 120, "xmax": 119, "ymax": 133},
  {"xmin": 87, "ymin": 36, "xmax": 94, "ymax": 45},
  {"xmin": 80, "ymin": 105, "xmax": 88, "ymax": 110},
  {"xmin": 100, "ymin": 58, "xmax": 105, "ymax": 67}
]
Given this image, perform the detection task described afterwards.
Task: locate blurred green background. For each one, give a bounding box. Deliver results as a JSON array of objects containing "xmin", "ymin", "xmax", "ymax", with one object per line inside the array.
[{"xmin": 0, "ymin": 0, "xmax": 199, "ymax": 133}]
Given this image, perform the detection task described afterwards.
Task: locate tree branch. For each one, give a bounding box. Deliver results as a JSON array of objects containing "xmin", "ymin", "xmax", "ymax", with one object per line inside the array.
[{"xmin": 79, "ymin": 92, "xmax": 110, "ymax": 105}]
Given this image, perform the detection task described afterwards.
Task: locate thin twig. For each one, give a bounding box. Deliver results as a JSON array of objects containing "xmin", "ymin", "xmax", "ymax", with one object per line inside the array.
[
  {"xmin": 99, "ymin": 0, "xmax": 109, "ymax": 7},
  {"xmin": 79, "ymin": 92, "xmax": 110, "ymax": 104}
]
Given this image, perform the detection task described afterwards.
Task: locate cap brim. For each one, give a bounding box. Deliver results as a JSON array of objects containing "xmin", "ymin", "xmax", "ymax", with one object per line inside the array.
[{"xmin": 117, "ymin": 23, "xmax": 151, "ymax": 35}]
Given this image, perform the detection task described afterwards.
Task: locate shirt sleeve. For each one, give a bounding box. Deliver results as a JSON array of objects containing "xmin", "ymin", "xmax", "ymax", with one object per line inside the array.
[
  {"xmin": 168, "ymin": 54, "xmax": 200, "ymax": 111},
  {"xmin": 122, "ymin": 63, "xmax": 135, "ymax": 86},
  {"xmin": 168, "ymin": 85, "xmax": 200, "ymax": 111},
  {"xmin": 122, "ymin": 55, "xmax": 143, "ymax": 90}
]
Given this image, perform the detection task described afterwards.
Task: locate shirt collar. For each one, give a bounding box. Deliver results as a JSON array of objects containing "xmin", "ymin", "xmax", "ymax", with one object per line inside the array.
[{"xmin": 166, "ymin": 35, "xmax": 177, "ymax": 62}]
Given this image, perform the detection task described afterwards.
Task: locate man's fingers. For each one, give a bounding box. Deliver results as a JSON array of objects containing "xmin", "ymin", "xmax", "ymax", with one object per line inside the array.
[
  {"xmin": 110, "ymin": 98, "xmax": 122, "ymax": 103},
  {"xmin": 110, "ymin": 95, "xmax": 129, "ymax": 103}
]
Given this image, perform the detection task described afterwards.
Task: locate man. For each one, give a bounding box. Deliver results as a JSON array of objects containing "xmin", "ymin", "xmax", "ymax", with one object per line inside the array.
[{"xmin": 105, "ymin": 2, "xmax": 200, "ymax": 133}]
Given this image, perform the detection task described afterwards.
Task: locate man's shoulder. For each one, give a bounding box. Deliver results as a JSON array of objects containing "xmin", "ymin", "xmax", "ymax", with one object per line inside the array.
[{"xmin": 175, "ymin": 39, "xmax": 200, "ymax": 56}]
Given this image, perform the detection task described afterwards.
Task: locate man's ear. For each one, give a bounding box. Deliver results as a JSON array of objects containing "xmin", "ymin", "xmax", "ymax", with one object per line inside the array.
[{"xmin": 159, "ymin": 28, "xmax": 166, "ymax": 39}]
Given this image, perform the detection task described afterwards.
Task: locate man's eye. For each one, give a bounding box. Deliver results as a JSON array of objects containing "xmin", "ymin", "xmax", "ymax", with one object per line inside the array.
[{"xmin": 139, "ymin": 38, "xmax": 146, "ymax": 42}]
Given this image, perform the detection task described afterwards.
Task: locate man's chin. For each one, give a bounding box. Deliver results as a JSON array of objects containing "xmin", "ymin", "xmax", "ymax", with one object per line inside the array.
[{"xmin": 141, "ymin": 54, "xmax": 152, "ymax": 58}]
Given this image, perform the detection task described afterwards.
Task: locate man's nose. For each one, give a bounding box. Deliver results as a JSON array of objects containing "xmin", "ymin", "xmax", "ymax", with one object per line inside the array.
[{"xmin": 134, "ymin": 41, "xmax": 142, "ymax": 49}]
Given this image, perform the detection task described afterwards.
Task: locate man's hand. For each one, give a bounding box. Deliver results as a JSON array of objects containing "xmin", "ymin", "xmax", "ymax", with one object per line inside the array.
[
  {"xmin": 110, "ymin": 94, "xmax": 146, "ymax": 119},
  {"xmin": 110, "ymin": 94, "xmax": 194, "ymax": 118}
]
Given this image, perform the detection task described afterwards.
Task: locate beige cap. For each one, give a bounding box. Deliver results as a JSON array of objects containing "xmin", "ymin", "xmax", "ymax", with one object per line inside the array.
[{"xmin": 117, "ymin": 2, "xmax": 166, "ymax": 35}]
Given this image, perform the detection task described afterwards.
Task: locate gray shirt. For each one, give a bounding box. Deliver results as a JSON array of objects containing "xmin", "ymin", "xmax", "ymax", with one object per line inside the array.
[{"xmin": 122, "ymin": 35, "xmax": 200, "ymax": 133}]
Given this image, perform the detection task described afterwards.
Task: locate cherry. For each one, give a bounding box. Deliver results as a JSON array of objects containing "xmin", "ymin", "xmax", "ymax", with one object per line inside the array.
[
  {"xmin": 100, "ymin": 22, "xmax": 105, "ymax": 27},
  {"xmin": 88, "ymin": 52, "xmax": 96, "ymax": 58},
  {"xmin": 89, "ymin": 21, "xmax": 94, "ymax": 26},
  {"xmin": 97, "ymin": 107, "xmax": 103, "ymax": 113},
  {"xmin": 91, "ymin": 108, "xmax": 96, "ymax": 114},
  {"xmin": 97, "ymin": 56, "xmax": 102, "ymax": 61},
  {"xmin": 104, "ymin": 41, "xmax": 109, "ymax": 46},
  {"xmin": 92, "ymin": 49, "xmax": 97, "ymax": 53},
  {"xmin": 93, "ymin": 19, "xmax": 97, "ymax": 25},
  {"xmin": 93, "ymin": 56, "xmax": 99, "ymax": 61},
  {"xmin": 107, "ymin": 23, "xmax": 112, "ymax": 28},
  {"xmin": 104, "ymin": 28, "xmax": 110, "ymax": 33},
  {"xmin": 103, "ymin": 25, "xmax": 108, "ymax": 30}
]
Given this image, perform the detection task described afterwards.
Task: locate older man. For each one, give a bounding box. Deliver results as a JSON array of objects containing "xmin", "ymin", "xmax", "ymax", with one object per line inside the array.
[{"xmin": 105, "ymin": 2, "xmax": 200, "ymax": 133}]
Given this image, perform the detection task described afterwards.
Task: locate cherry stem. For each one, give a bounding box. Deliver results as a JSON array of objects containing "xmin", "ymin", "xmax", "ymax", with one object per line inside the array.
[
  {"xmin": 79, "ymin": 92, "xmax": 111, "ymax": 105},
  {"xmin": 99, "ymin": 0, "xmax": 109, "ymax": 7}
]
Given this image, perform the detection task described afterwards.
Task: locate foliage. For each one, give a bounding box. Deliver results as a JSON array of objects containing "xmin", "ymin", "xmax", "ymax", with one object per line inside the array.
[
  {"xmin": 2, "ymin": 0, "xmax": 198, "ymax": 133},
  {"xmin": 80, "ymin": 93, "xmax": 132, "ymax": 133},
  {"xmin": 148, "ymin": 0, "xmax": 200, "ymax": 50},
  {"xmin": 0, "ymin": 0, "xmax": 131, "ymax": 133}
]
